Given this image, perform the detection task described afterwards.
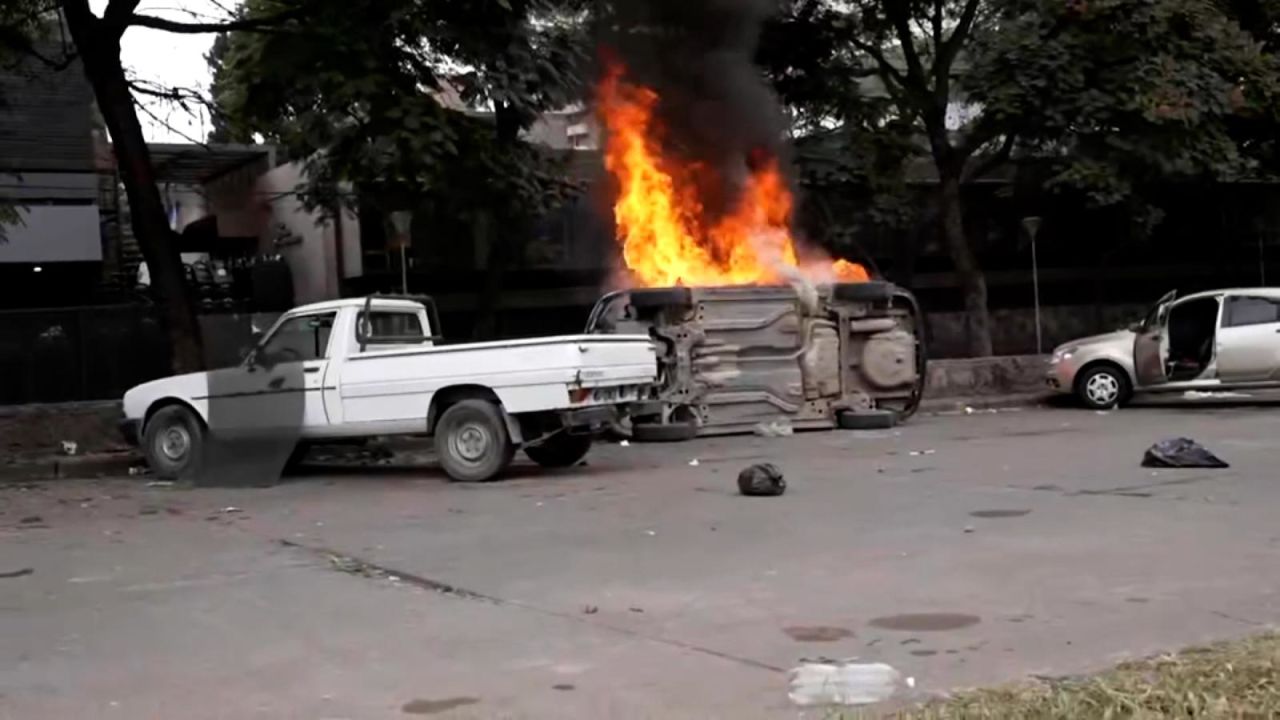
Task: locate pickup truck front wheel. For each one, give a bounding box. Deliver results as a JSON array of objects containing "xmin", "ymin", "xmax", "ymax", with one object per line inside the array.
[
  {"xmin": 525, "ymin": 433, "xmax": 592, "ymax": 468},
  {"xmin": 143, "ymin": 405, "xmax": 205, "ymax": 480},
  {"xmin": 435, "ymin": 400, "xmax": 515, "ymax": 482}
]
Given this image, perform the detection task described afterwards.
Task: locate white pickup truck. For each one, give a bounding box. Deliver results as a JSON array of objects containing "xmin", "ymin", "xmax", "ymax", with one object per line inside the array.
[{"xmin": 120, "ymin": 296, "xmax": 657, "ymax": 482}]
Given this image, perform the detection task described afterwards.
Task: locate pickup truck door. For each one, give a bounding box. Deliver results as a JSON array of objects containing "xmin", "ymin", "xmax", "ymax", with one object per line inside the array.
[
  {"xmin": 242, "ymin": 311, "xmax": 336, "ymax": 431},
  {"xmin": 1216, "ymin": 295, "xmax": 1280, "ymax": 383},
  {"xmin": 1133, "ymin": 291, "xmax": 1176, "ymax": 387}
]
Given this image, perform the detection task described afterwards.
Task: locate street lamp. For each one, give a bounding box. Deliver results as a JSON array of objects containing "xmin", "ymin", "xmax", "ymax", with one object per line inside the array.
[
  {"xmin": 1022, "ymin": 216, "xmax": 1043, "ymax": 354},
  {"xmin": 389, "ymin": 210, "xmax": 413, "ymax": 295}
]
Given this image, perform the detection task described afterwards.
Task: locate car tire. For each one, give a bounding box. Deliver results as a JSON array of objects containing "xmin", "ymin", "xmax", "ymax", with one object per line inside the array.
[
  {"xmin": 1075, "ymin": 364, "xmax": 1131, "ymax": 410},
  {"xmin": 142, "ymin": 404, "xmax": 206, "ymax": 480},
  {"xmin": 837, "ymin": 408, "xmax": 898, "ymax": 430},
  {"xmin": 833, "ymin": 281, "xmax": 895, "ymax": 302},
  {"xmin": 434, "ymin": 399, "xmax": 515, "ymax": 482},
  {"xmin": 283, "ymin": 442, "xmax": 310, "ymax": 474},
  {"xmin": 524, "ymin": 433, "xmax": 593, "ymax": 468},
  {"xmin": 629, "ymin": 287, "xmax": 694, "ymax": 310},
  {"xmin": 631, "ymin": 421, "xmax": 699, "ymax": 442}
]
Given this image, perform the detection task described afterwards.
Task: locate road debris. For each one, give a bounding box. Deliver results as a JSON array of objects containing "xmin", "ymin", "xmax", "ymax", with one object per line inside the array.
[
  {"xmin": 963, "ymin": 525, "xmax": 976, "ymax": 534},
  {"xmin": 788, "ymin": 659, "xmax": 902, "ymax": 707},
  {"xmin": 583, "ymin": 605, "xmax": 599, "ymax": 615},
  {"xmin": 908, "ymin": 449, "xmax": 937, "ymax": 457},
  {"xmin": 1184, "ymin": 390, "xmax": 1249, "ymax": 399},
  {"xmin": 752, "ymin": 419, "xmax": 794, "ymax": 438},
  {"xmin": 688, "ymin": 458, "xmax": 700, "ymax": 467},
  {"xmin": 129, "ymin": 466, "xmax": 151, "ymax": 476},
  {"xmin": 738, "ymin": 463, "xmax": 787, "ymax": 497},
  {"xmin": 619, "ymin": 440, "xmax": 630, "ymax": 447},
  {"xmin": 145, "ymin": 480, "xmax": 173, "ymax": 488},
  {"xmin": 1142, "ymin": 438, "xmax": 1230, "ymax": 469},
  {"xmin": 60, "ymin": 440, "xmax": 78, "ymax": 456},
  {"xmin": 220, "ymin": 506, "xmax": 243, "ymax": 514},
  {"xmin": 0, "ymin": 568, "xmax": 34, "ymax": 579}
]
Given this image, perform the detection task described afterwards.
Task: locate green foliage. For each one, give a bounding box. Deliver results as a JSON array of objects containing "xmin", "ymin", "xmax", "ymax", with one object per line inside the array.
[
  {"xmin": 212, "ymin": 0, "xmax": 589, "ymax": 222},
  {"xmin": 968, "ymin": 0, "xmax": 1280, "ymax": 205}
]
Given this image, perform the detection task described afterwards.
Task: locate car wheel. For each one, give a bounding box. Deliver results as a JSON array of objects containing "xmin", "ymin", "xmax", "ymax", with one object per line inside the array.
[
  {"xmin": 631, "ymin": 421, "xmax": 699, "ymax": 442},
  {"xmin": 143, "ymin": 405, "xmax": 205, "ymax": 480},
  {"xmin": 1076, "ymin": 365, "xmax": 1130, "ymax": 410},
  {"xmin": 629, "ymin": 287, "xmax": 694, "ymax": 310},
  {"xmin": 837, "ymin": 408, "xmax": 898, "ymax": 430},
  {"xmin": 434, "ymin": 400, "xmax": 515, "ymax": 482},
  {"xmin": 524, "ymin": 433, "xmax": 593, "ymax": 468}
]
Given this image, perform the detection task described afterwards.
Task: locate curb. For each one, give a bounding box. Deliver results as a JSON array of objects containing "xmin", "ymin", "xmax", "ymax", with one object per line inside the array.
[
  {"xmin": 919, "ymin": 392, "xmax": 1051, "ymax": 415},
  {"xmin": 0, "ymin": 452, "xmax": 141, "ymax": 483}
]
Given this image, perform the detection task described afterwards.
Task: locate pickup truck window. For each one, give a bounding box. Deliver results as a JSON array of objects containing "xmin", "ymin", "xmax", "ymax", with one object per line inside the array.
[
  {"xmin": 262, "ymin": 312, "xmax": 336, "ymax": 362},
  {"xmin": 360, "ymin": 311, "xmax": 422, "ymax": 337}
]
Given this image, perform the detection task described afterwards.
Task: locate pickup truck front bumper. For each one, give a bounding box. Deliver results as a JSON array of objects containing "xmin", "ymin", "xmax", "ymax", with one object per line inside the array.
[{"xmin": 119, "ymin": 418, "xmax": 142, "ymax": 447}]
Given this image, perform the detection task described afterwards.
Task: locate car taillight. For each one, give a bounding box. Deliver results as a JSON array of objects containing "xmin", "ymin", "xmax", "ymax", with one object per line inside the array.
[{"xmin": 569, "ymin": 387, "xmax": 592, "ymax": 404}]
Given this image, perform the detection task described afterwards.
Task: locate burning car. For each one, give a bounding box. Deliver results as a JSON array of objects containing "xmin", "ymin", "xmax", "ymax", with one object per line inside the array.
[
  {"xmin": 583, "ymin": 41, "xmax": 925, "ymax": 439},
  {"xmin": 587, "ymin": 281, "xmax": 925, "ymax": 440}
]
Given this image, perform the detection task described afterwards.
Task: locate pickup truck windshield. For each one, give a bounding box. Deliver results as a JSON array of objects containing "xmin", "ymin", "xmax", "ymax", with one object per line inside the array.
[{"xmin": 262, "ymin": 312, "xmax": 336, "ymax": 361}]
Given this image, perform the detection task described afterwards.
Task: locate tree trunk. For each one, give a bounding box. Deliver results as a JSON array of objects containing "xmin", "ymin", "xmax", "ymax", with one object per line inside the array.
[
  {"xmin": 938, "ymin": 170, "xmax": 993, "ymax": 357},
  {"xmin": 62, "ymin": 1, "xmax": 205, "ymax": 373}
]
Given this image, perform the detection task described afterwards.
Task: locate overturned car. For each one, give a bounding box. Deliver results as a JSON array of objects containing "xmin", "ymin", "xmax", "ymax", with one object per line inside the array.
[{"xmin": 586, "ymin": 281, "xmax": 926, "ymax": 441}]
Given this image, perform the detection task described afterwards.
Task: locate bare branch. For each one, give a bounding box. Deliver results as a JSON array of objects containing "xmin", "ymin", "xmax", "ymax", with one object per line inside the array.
[
  {"xmin": 127, "ymin": 6, "xmax": 305, "ymax": 34},
  {"xmin": 938, "ymin": 0, "xmax": 981, "ymax": 75},
  {"xmin": 962, "ymin": 132, "xmax": 1016, "ymax": 183},
  {"xmin": 848, "ymin": 36, "xmax": 906, "ymax": 88},
  {"xmin": 103, "ymin": 0, "xmax": 144, "ymax": 32},
  {"xmin": 883, "ymin": 3, "xmax": 929, "ymax": 91}
]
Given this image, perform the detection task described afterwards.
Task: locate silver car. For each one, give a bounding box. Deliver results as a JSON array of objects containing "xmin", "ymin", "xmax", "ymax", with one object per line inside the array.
[{"xmin": 1047, "ymin": 288, "xmax": 1280, "ymax": 409}]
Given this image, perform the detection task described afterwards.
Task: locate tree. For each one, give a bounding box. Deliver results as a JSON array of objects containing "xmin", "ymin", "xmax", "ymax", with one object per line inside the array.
[
  {"xmin": 0, "ymin": 1, "xmax": 315, "ymax": 371},
  {"xmin": 968, "ymin": 0, "xmax": 1280, "ymax": 207},
  {"xmin": 761, "ymin": 0, "xmax": 1280, "ymax": 356},
  {"xmin": 757, "ymin": 1, "xmax": 1011, "ymax": 356},
  {"xmin": 212, "ymin": 0, "xmax": 588, "ymax": 338}
]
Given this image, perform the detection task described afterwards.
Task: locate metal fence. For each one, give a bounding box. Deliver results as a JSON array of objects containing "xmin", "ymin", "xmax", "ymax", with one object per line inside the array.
[{"xmin": 0, "ymin": 304, "xmax": 171, "ymax": 405}]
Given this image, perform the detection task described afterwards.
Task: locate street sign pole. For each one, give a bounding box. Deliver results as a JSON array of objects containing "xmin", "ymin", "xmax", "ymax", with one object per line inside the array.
[{"xmin": 1022, "ymin": 217, "xmax": 1044, "ymax": 355}]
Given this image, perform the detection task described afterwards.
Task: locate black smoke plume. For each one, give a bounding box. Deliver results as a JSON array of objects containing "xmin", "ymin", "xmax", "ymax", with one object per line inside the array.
[{"xmin": 598, "ymin": 0, "xmax": 790, "ymax": 223}]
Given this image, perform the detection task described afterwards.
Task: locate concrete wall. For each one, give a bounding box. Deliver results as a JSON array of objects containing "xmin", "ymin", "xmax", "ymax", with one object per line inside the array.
[{"xmin": 253, "ymin": 163, "xmax": 361, "ymax": 304}]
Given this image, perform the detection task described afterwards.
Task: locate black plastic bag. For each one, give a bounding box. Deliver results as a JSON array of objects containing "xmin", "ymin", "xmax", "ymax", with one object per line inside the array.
[
  {"xmin": 738, "ymin": 463, "xmax": 787, "ymax": 496},
  {"xmin": 1142, "ymin": 437, "xmax": 1230, "ymax": 469}
]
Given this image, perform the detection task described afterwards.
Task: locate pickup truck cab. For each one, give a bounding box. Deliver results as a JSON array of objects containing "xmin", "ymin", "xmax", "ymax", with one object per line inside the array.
[{"xmin": 122, "ymin": 296, "xmax": 658, "ymax": 482}]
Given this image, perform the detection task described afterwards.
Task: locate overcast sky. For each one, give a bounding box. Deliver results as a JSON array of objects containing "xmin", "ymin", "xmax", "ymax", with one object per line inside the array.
[{"xmin": 90, "ymin": 0, "xmax": 238, "ymax": 142}]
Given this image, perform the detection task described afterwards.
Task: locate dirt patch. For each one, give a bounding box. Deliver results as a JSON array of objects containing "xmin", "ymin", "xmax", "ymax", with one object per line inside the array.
[
  {"xmin": 868, "ymin": 613, "xmax": 981, "ymax": 632},
  {"xmin": 783, "ymin": 625, "xmax": 855, "ymax": 642},
  {"xmin": 401, "ymin": 697, "xmax": 479, "ymax": 715},
  {"xmin": 970, "ymin": 509, "xmax": 1031, "ymax": 518}
]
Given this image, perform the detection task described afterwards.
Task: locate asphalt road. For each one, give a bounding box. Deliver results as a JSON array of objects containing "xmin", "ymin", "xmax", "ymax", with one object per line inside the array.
[{"xmin": 3, "ymin": 404, "xmax": 1280, "ymax": 719}]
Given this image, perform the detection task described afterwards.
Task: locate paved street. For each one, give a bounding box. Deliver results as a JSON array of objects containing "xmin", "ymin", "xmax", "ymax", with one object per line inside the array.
[{"xmin": 4, "ymin": 404, "xmax": 1280, "ymax": 719}]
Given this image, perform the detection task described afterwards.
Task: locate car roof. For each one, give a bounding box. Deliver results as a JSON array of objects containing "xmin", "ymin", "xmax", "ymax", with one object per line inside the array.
[
  {"xmin": 290, "ymin": 297, "xmax": 426, "ymax": 314},
  {"xmin": 1177, "ymin": 287, "xmax": 1280, "ymax": 303}
]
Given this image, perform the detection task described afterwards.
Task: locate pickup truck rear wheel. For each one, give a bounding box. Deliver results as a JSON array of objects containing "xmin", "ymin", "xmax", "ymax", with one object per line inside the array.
[
  {"xmin": 435, "ymin": 400, "xmax": 514, "ymax": 482},
  {"xmin": 143, "ymin": 405, "xmax": 205, "ymax": 480},
  {"xmin": 525, "ymin": 433, "xmax": 592, "ymax": 468}
]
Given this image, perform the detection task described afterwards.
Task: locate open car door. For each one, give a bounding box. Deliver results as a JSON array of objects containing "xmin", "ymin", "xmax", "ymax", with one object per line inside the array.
[{"xmin": 1133, "ymin": 291, "xmax": 1176, "ymax": 387}]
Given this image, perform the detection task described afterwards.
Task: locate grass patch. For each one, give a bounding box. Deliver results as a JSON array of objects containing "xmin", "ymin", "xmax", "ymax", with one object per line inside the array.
[{"xmin": 899, "ymin": 633, "xmax": 1280, "ymax": 719}]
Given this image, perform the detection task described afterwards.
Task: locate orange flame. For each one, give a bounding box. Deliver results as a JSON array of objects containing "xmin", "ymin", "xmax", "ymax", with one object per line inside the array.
[{"xmin": 598, "ymin": 64, "xmax": 868, "ymax": 288}]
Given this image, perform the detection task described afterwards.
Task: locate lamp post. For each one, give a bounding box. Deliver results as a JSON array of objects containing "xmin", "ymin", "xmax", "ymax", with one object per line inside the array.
[
  {"xmin": 1022, "ymin": 216, "xmax": 1043, "ymax": 354},
  {"xmin": 389, "ymin": 210, "xmax": 413, "ymax": 295}
]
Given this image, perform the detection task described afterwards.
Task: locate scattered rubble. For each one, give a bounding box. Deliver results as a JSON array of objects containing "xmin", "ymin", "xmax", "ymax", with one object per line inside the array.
[
  {"xmin": 752, "ymin": 419, "xmax": 794, "ymax": 438},
  {"xmin": 60, "ymin": 441, "xmax": 78, "ymax": 456}
]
